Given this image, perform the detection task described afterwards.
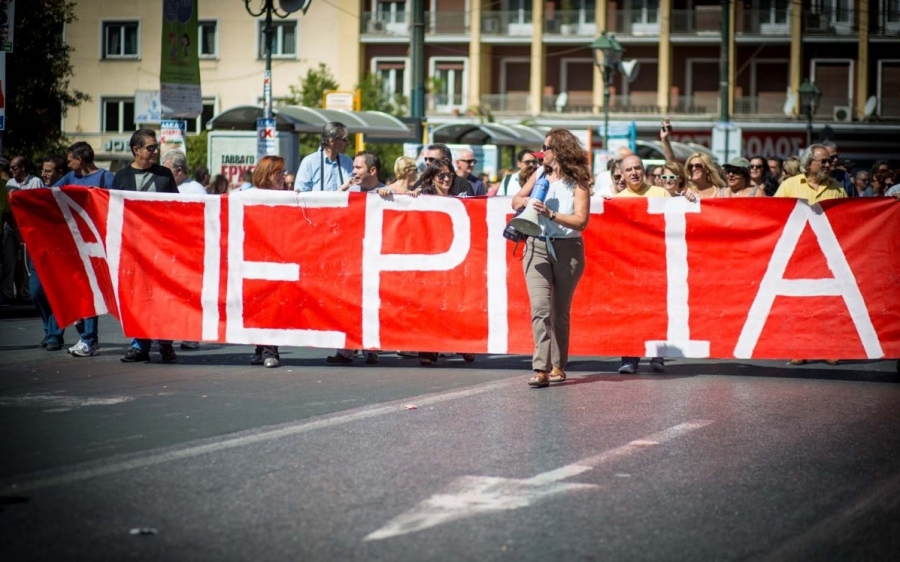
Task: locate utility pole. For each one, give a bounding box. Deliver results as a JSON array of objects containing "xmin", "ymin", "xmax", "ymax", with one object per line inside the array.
[{"xmin": 410, "ymin": 0, "xmax": 425, "ymax": 120}]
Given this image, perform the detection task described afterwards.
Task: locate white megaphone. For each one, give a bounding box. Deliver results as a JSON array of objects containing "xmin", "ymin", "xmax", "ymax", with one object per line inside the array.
[{"xmin": 509, "ymin": 176, "xmax": 550, "ymax": 237}]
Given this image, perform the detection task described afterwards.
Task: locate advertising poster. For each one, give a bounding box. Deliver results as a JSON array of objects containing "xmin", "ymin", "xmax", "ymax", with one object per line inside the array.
[
  {"xmin": 160, "ymin": 0, "xmax": 201, "ymax": 118},
  {"xmin": 160, "ymin": 119, "xmax": 188, "ymax": 156}
]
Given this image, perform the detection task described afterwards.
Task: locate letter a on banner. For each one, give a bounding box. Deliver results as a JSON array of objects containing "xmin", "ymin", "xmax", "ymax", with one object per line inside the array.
[{"xmin": 734, "ymin": 201, "xmax": 883, "ymax": 359}]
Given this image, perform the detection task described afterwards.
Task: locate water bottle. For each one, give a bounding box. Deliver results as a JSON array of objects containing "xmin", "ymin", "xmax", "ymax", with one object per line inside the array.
[{"xmin": 531, "ymin": 177, "xmax": 550, "ymax": 202}]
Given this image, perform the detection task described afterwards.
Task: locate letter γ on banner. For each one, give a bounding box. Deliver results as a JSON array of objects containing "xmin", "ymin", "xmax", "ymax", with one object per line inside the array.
[
  {"xmin": 226, "ymin": 191, "xmax": 347, "ymax": 347},
  {"xmin": 734, "ymin": 201, "xmax": 883, "ymax": 359},
  {"xmin": 645, "ymin": 197, "xmax": 710, "ymax": 358},
  {"xmin": 362, "ymin": 195, "xmax": 471, "ymax": 349},
  {"xmin": 51, "ymin": 189, "xmax": 110, "ymax": 316}
]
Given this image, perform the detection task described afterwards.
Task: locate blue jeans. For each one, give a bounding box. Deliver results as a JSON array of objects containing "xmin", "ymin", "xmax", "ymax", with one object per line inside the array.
[
  {"xmin": 28, "ymin": 257, "xmax": 64, "ymax": 345},
  {"xmin": 132, "ymin": 338, "xmax": 173, "ymax": 352},
  {"xmin": 76, "ymin": 317, "xmax": 99, "ymax": 347}
]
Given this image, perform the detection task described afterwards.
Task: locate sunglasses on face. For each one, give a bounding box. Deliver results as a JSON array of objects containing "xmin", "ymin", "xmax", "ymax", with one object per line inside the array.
[
  {"xmin": 651, "ymin": 173, "xmax": 662, "ymax": 178},
  {"xmin": 436, "ymin": 172, "xmax": 452, "ymax": 180},
  {"xmin": 688, "ymin": 163, "xmax": 705, "ymax": 171},
  {"xmin": 749, "ymin": 164, "xmax": 764, "ymax": 169},
  {"xmin": 613, "ymin": 174, "xmax": 623, "ymax": 182},
  {"xmin": 458, "ymin": 159, "xmax": 476, "ymax": 165},
  {"xmin": 143, "ymin": 144, "xmax": 160, "ymax": 152},
  {"xmin": 660, "ymin": 174, "xmax": 679, "ymax": 181},
  {"xmin": 829, "ymin": 154, "xmax": 839, "ymax": 161},
  {"xmin": 541, "ymin": 144, "xmax": 553, "ymax": 152},
  {"xmin": 724, "ymin": 170, "xmax": 744, "ymax": 177},
  {"xmin": 521, "ymin": 159, "xmax": 536, "ymax": 165},
  {"xmin": 424, "ymin": 157, "xmax": 437, "ymax": 163},
  {"xmin": 814, "ymin": 158, "xmax": 833, "ymax": 166}
]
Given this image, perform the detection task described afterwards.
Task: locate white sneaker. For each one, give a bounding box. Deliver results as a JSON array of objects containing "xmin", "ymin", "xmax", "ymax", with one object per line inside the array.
[
  {"xmin": 617, "ymin": 363, "xmax": 637, "ymax": 374},
  {"xmin": 68, "ymin": 340, "xmax": 99, "ymax": 357},
  {"xmin": 264, "ymin": 357, "xmax": 280, "ymax": 368}
]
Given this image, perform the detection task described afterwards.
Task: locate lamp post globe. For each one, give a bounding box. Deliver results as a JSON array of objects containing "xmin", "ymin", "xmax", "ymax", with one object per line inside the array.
[{"xmin": 798, "ymin": 79, "xmax": 822, "ymax": 147}]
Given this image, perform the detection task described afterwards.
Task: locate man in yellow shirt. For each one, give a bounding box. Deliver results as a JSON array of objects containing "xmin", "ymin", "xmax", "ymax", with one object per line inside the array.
[
  {"xmin": 774, "ymin": 144, "xmax": 847, "ymax": 204},
  {"xmin": 775, "ymin": 143, "xmax": 845, "ymax": 367}
]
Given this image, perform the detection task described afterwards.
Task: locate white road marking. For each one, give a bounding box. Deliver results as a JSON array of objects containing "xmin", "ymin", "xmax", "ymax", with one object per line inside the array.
[
  {"xmin": 0, "ymin": 393, "xmax": 133, "ymax": 411},
  {"xmin": 365, "ymin": 420, "xmax": 713, "ymax": 541},
  {"xmin": 1, "ymin": 380, "xmax": 512, "ymax": 494}
]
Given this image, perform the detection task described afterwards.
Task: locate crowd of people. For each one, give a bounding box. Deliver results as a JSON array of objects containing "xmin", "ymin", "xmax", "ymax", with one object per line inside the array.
[{"xmin": 1, "ymin": 120, "xmax": 897, "ymax": 377}]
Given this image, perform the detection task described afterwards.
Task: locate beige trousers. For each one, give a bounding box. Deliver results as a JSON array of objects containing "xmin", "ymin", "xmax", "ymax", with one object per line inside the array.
[{"xmin": 523, "ymin": 237, "xmax": 585, "ymax": 373}]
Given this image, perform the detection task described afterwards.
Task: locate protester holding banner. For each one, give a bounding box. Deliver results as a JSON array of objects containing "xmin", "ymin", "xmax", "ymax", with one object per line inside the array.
[
  {"xmin": 774, "ymin": 144, "xmax": 847, "ymax": 367},
  {"xmin": 116, "ymin": 130, "xmax": 180, "ymax": 364},
  {"xmin": 409, "ymin": 158, "xmax": 476, "ymax": 365},
  {"xmin": 512, "ymin": 129, "xmax": 591, "ymax": 388},
  {"xmin": 719, "ymin": 158, "xmax": 767, "ymax": 198},
  {"xmin": 615, "ymin": 155, "xmax": 669, "ymax": 374},
  {"xmin": 685, "ymin": 152, "xmax": 724, "ymax": 199},
  {"xmin": 248, "ymin": 155, "xmax": 288, "ymax": 369},
  {"xmin": 295, "ymin": 122, "xmax": 353, "ymax": 192},
  {"xmin": 660, "ymin": 161, "xmax": 688, "ymax": 196},
  {"xmin": 748, "ymin": 156, "xmax": 779, "ymax": 196}
]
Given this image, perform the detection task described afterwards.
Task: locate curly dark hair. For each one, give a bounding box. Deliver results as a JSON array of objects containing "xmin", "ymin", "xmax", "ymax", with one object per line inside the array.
[{"xmin": 544, "ymin": 128, "xmax": 591, "ymax": 185}]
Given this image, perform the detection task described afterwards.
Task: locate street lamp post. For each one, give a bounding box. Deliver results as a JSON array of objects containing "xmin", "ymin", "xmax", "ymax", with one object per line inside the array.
[
  {"xmin": 591, "ymin": 32, "xmax": 624, "ymax": 153},
  {"xmin": 798, "ymin": 79, "xmax": 822, "ymax": 147},
  {"xmin": 243, "ymin": 0, "xmax": 311, "ymax": 119}
]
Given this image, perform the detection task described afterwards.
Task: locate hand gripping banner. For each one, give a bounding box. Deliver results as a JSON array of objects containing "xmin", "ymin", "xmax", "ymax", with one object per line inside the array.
[{"xmin": 11, "ymin": 188, "xmax": 900, "ymax": 359}]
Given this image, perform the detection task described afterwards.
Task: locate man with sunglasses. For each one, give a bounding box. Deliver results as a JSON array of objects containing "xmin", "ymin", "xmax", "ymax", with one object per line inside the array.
[
  {"xmin": 496, "ymin": 149, "xmax": 537, "ymax": 196},
  {"xmin": 454, "ymin": 148, "xmax": 486, "ymax": 196},
  {"xmin": 112, "ymin": 129, "xmax": 179, "ymax": 364},
  {"xmin": 295, "ymin": 121, "xmax": 353, "ymax": 193},
  {"xmin": 773, "ymin": 144, "xmax": 847, "ymax": 205},
  {"xmin": 821, "ymin": 141, "xmax": 856, "ymax": 197}
]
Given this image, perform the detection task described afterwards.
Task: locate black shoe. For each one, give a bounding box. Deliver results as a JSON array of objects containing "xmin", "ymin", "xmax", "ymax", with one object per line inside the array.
[
  {"xmin": 45, "ymin": 342, "xmax": 63, "ymax": 351},
  {"xmin": 365, "ymin": 352, "xmax": 379, "ymax": 364},
  {"xmin": 121, "ymin": 347, "xmax": 151, "ymax": 363},
  {"xmin": 250, "ymin": 354, "xmax": 264, "ymax": 366},
  {"xmin": 159, "ymin": 345, "xmax": 178, "ymax": 363},
  {"xmin": 326, "ymin": 353, "xmax": 353, "ymax": 364},
  {"xmin": 39, "ymin": 337, "xmax": 47, "ymax": 348}
]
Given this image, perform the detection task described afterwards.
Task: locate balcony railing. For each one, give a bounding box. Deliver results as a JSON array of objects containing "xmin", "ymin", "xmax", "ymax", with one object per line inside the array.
[
  {"xmin": 613, "ymin": 9, "xmax": 662, "ymax": 36},
  {"xmin": 872, "ymin": 11, "xmax": 900, "ymax": 36},
  {"xmin": 477, "ymin": 93, "xmax": 716, "ymax": 115},
  {"xmin": 481, "ymin": 10, "xmax": 534, "ymax": 36},
  {"xmin": 671, "ymin": 7, "xmax": 723, "ymax": 34},
  {"xmin": 803, "ymin": 9, "xmax": 857, "ymax": 35},
  {"xmin": 733, "ymin": 95, "xmax": 789, "ymax": 116},
  {"xmin": 427, "ymin": 93, "xmax": 466, "ymax": 113},
  {"xmin": 543, "ymin": 10, "xmax": 597, "ymax": 36},
  {"xmin": 479, "ymin": 92, "xmax": 530, "ymax": 114},
  {"xmin": 361, "ymin": 11, "xmax": 469, "ymax": 36},
  {"xmin": 737, "ymin": 8, "xmax": 791, "ymax": 35}
]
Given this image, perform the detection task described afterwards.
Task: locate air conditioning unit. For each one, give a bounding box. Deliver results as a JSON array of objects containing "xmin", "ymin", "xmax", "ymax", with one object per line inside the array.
[
  {"xmin": 833, "ymin": 105, "xmax": 852, "ymax": 122},
  {"xmin": 366, "ymin": 20, "xmax": 384, "ymax": 33}
]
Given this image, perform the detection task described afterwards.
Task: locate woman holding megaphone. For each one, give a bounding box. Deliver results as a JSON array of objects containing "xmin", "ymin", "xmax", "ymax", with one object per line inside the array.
[{"xmin": 511, "ymin": 129, "xmax": 592, "ymax": 388}]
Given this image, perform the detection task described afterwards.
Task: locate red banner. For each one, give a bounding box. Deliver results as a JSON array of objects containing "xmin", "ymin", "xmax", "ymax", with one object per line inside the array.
[{"xmin": 11, "ymin": 188, "xmax": 900, "ymax": 359}]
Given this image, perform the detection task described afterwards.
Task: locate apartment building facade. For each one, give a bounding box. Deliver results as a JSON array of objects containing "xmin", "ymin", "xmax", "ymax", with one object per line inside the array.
[{"xmin": 63, "ymin": 0, "xmax": 900, "ymax": 163}]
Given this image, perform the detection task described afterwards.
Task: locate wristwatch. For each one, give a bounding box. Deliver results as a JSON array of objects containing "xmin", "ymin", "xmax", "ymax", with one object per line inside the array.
[{"xmin": 549, "ymin": 211, "xmax": 557, "ymax": 222}]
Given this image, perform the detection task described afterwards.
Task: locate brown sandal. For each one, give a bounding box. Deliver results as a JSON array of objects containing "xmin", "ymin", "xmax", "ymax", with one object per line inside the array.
[
  {"xmin": 549, "ymin": 367, "xmax": 566, "ymax": 383},
  {"xmin": 528, "ymin": 371, "xmax": 549, "ymax": 388}
]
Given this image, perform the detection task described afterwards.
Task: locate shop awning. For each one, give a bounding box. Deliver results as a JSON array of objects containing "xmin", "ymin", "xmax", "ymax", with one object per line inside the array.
[
  {"xmin": 206, "ymin": 105, "xmax": 415, "ymax": 138},
  {"xmin": 430, "ymin": 123, "xmax": 547, "ymax": 146}
]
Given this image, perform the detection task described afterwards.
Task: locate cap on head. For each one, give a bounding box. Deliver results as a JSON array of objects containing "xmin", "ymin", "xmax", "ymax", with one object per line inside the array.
[
  {"xmin": 531, "ymin": 151, "xmax": 544, "ymax": 160},
  {"xmin": 724, "ymin": 157, "xmax": 751, "ymax": 172}
]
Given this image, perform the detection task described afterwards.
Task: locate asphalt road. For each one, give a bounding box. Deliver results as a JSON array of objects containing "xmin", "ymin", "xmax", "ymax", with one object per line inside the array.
[{"xmin": 2, "ymin": 309, "xmax": 899, "ymax": 561}]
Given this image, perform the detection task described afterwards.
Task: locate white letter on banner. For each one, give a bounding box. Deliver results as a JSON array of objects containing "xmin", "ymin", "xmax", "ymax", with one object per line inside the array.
[
  {"xmin": 362, "ymin": 195, "xmax": 470, "ymax": 349},
  {"xmin": 645, "ymin": 197, "xmax": 710, "ymax": 357},
  {"xmin": 52, "ymin": 189, "xmax": 111, "ymax": 316},
  {"xmin": 486, "ymin": 198, "xmax": 512, "ymax": 354},
  {"xmin": 106, "ymin": 191, "xmax": 221, "ymax": 340},
  {"xmin": 226, "ymin": 191, "xmax": 347, "ymax": 347},
  {"xmin": 734, "ymin": 201, "xmax": 883, "ymax": 359}
]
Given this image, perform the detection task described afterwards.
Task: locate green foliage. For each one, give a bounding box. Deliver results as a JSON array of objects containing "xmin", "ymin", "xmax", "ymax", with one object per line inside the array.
[
  {"xmin": 286, "ymin": 63, "xmax": 340, "ymax": 156},
  {"xmin": 186, "ymin": 131, "xmax": 208, "ymax": 173},
  {"xmin": 355, "ymin": 73, "xmax": 407, "ymax": 183},
  {"xmin": 3, "ymin": 0, "xmax": 89, "ymax": 166}
]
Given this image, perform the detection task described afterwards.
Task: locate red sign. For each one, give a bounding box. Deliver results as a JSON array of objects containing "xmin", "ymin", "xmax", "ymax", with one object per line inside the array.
[{"xmin": 11, "ymin": 189, "xmax": 900, "ymax": 359}]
